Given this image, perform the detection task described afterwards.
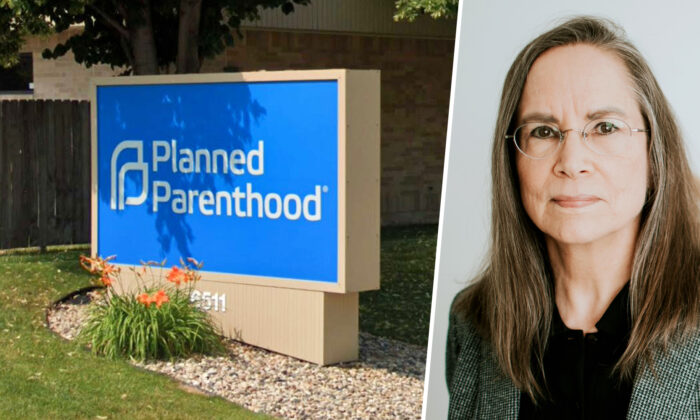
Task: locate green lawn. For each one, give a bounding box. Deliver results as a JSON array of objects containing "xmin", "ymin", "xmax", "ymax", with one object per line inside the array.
[
  {"xmin": 361, "ymin": 224, "xmax": 437, "ymax": 346},
  {"xmin": 0, "ymin": 250, "xmax": 272, "ymax": 420},
  {"xmin": 0, "ymin": 224, "xmax": 437, "ymax": 418}
]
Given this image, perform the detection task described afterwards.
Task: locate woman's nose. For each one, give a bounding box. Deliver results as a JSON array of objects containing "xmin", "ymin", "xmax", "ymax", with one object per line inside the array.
[{"xmin": 553, "ymin": 130, "xmax": 594, "ymax": 178}]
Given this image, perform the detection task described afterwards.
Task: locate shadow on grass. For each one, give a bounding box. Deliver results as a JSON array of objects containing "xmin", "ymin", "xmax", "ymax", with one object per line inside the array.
[{"xmin": 359, "ymin": 224, "xmax": 438, "ymax": 347}]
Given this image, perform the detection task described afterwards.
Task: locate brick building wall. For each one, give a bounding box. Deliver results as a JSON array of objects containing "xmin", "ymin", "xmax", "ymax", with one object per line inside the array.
[
  {"xmin": 2, "ymin": 27, "xmax": 454, "ymax": 225},
  {"xmin": 0, "ymin": 27, "xmax": 119, "ymax": 100}
]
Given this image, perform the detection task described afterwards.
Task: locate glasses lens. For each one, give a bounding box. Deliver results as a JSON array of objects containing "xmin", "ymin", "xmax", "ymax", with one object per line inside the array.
[
  {"xmin": 583, "ymin": 118, "xmax": 632, "ymax": 156},
  {"xmin": 514, "ymin": 123, "xmax": 560, "ymax": 158}
]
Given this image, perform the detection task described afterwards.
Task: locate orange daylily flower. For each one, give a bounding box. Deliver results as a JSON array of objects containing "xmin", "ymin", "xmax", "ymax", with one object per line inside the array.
[
  {"xmin": 100, "ymin": 275, "xmax": 112, "ymax": 287},
  {"xmin": 101, "ymin": 265, "xmax": 119, "ymax": 288},
  {"xmin": 137, "ymin": 293, "xmax": 153, "ymax": 307},
  {"xmin": 166, "ymin": 266, "xmax": 186, "ymax": 285},
  {"xmin": 167, "ymin": 266, "xmax": 195, "ymax": 286},
  {"xmin": 138, "ymin": 291, "xmax": 169, "ymax": 309},
  {"xmin": 153, "ymin": 290, "xmax": 169, "ymax": 308},
  {"xmin": 79, "ymin": 255, "xmax": 100, "ymax": 274},
  {"xmin": 80, "ymin": 255, "xmax": 119, "ymax": 288},
  {"xmin": 102, "ymin": 263, "xmax": 119, "ymax": 276}
]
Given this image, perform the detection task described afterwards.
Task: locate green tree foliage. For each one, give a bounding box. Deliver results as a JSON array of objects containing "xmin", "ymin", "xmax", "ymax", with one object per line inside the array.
[
  {"xmin": 393, "ymin": 0, "xmax": 458, "ymax": 22},
  {"xmin": 0, "ymin": 0, "xmax": 309, "ymax": 74},
  {"xmin": 0, "ymin": 0, "xmax": 50, "ymax": 68}
]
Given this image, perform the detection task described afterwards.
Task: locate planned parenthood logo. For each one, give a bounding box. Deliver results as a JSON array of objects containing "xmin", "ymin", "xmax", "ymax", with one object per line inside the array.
[
  {"xmin": 111, "ymin": 141, "xmax": 149, "ymax": 210},
  {"xmin": 110, "ymin": 139, "xmax": 327, "ymax": 222}
]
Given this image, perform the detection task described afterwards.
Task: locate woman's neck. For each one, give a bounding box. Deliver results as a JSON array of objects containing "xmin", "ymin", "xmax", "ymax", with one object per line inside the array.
[{"xmin": 546, "ymin": 223, "xmax": 637, "ymax": 334}]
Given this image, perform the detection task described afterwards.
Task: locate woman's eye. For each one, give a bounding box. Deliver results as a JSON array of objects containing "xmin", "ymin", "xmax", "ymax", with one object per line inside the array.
[
  {"xmin": 530, "ymin": 126, "xmax": 556, "ymax": 139},
  {"xmin": 594, "ymin": 121, "xmax": 618, "ymax": 135}
]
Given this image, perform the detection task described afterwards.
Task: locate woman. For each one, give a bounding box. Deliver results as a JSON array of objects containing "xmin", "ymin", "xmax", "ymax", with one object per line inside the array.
[{"xmin": 446, "ymin": 16, "xmax": 700, "ymax": 419}]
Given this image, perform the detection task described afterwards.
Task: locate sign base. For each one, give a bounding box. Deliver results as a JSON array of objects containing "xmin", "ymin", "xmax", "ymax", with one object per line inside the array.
[
  {"xmin": 115, "ymin": 274, "xmax": 359, "ymax": 365},
  {"xmin": 209, "ymin": 279, "xmax": 359, "ymax": 365}
]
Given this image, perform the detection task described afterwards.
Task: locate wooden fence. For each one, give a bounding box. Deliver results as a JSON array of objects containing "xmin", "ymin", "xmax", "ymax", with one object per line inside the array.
[{"xmin": 0, "ymin": 100, "xmax": 90, "ymax": 250}]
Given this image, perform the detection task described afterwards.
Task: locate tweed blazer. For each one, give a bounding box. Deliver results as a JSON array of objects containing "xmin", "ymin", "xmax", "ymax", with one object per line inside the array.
[{"xmin": 446, "ymin": 310, "xmax": 700, "ymax": 420}]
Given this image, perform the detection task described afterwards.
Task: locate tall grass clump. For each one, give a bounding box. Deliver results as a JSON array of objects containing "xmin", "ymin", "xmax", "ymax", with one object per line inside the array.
[{"xmin": 77, "ymin": 256, "xmax": 225, "ymax": 361}]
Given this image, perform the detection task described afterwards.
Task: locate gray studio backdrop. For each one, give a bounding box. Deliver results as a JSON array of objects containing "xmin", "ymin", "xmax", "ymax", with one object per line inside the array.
[{"xmin": 423, "ymin": 1, "xmax": 700, "ymax": 418}]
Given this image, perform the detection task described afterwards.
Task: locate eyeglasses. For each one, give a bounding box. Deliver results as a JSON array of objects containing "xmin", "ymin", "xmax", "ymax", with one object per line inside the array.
[{"xmin": 505, "ymin": 118, "xmax": 649, "ymax": 159}]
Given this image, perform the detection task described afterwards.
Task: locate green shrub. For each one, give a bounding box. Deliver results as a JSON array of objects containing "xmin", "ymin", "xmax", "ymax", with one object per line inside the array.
[
  {"xmin": 79, "ymin": 287, "xmax": 225, "ymax": 361},
  {"xmin": 78, "ymin": 256, "xmax": 225, "ymax": 361}
]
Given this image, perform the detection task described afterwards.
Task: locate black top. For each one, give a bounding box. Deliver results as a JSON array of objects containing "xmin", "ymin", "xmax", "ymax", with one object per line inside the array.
[{"xmin": 519, "ymin": 283, "xmax": 634, "ymax": 420}]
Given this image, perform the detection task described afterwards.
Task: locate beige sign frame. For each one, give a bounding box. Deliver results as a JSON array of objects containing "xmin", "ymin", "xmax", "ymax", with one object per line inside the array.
[
  {"xmin": 90, "ymin": 69, "xmax": 380, "ymax": 364},
  {"xmin": 90, "ymin": 69, "xmax": 380, "ymax": 294}
]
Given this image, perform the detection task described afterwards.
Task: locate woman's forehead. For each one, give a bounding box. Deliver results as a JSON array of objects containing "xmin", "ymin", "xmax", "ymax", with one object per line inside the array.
[{"xmin": 517, "ymin": 44, "xmax": 640, "ymax": 124}]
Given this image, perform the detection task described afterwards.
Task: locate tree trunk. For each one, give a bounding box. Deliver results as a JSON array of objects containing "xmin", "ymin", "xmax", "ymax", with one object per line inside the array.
[
  {"xmin": 128, "ymin": 0, "xmax": 158, "ymax": 75},
  {"xmin": 176, "ymin": 0, "xmax": 202, "ymax": 74}
]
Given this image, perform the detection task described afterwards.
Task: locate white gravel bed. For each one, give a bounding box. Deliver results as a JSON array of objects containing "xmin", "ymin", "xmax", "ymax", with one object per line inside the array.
[{"xmin": 47, "ymin": 292, "xmax": 426, "ymax": 420}]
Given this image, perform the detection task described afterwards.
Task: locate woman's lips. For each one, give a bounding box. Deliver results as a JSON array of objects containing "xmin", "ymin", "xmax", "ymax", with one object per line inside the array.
[{"xmin": 551, "ymin": 195, "xmax": 601, "ymax": 208}]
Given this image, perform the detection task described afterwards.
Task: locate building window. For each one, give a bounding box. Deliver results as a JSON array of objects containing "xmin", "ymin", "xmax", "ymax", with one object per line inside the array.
[{"xmin": 0, "ymin": 53, "xmax": 34, "ymax": 94}]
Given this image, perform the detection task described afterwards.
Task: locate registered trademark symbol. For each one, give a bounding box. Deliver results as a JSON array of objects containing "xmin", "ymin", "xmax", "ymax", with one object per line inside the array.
[{"xmin": 322, "ymin": 186, "xmax": 328, "ymax": 193}]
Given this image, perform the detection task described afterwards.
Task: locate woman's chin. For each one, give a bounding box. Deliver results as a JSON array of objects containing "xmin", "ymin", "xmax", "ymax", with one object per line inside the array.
[{"xmin": 543, "ymin": 223, "xmax": 607, "ymax": 246}]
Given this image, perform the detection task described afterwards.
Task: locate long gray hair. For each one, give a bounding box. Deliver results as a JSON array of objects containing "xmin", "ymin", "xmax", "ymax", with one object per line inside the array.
[{"xmin": 454, "ymin": 16, "xmax": 700, "ymax": 401}]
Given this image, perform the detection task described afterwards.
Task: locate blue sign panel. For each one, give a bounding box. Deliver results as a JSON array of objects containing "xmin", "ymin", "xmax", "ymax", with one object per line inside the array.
[{"xmin": 96, "ymin": 80, "xmax": 338, "ymax": 283}]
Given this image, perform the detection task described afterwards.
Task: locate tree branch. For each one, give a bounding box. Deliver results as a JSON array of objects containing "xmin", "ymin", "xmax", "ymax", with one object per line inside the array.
[{"xmin": 87, "ymin": 3, "xmax": 130, "ymax": 40}]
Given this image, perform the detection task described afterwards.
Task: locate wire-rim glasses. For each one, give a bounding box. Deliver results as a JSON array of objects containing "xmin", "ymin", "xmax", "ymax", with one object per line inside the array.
[{"xmin": 505, "ymin": 118, "xmax": 649, "ymax": 159}]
